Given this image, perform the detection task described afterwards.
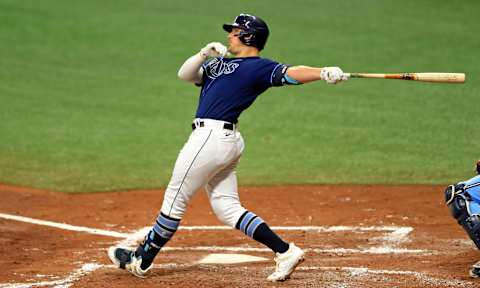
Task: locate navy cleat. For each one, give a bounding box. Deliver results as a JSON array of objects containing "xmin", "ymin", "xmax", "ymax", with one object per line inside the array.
[{"xmin": 108, "ymin": 247, "xmax": 151, "ymax": 278}]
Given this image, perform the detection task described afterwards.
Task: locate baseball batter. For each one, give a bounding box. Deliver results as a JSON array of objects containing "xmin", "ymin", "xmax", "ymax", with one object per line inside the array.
[
  {"xmin": 108, "ymin": 13, "xmax": 347, "ymax": 282},
  {"xmin": 445, "ymin": 160, "xmax": 480, "ymax": 278}
]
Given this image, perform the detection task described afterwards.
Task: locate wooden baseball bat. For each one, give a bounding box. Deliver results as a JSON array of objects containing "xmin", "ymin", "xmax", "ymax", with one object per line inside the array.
[{"xmin": 344, "ymin": 72, "xmax": 465, "ymax": 83}]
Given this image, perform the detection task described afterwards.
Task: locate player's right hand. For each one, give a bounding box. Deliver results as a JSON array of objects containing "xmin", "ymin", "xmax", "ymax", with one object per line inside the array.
[
  {"xmin": 200, "ymin": 42, "xmax": 228, "ymax": 58},
  {"xmin": 320, "ymin": 67, "xmax": 348, "ymax": 84}
]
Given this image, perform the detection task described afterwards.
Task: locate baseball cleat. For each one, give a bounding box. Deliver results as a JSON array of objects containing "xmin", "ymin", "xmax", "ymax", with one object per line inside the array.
[
  {"xmin": 108, "ymin": 246, "xmax": 151, "ymax": 278},
  {"xmin": 267, "ymin": 242, "xmax": 305, "ymax": 282}
]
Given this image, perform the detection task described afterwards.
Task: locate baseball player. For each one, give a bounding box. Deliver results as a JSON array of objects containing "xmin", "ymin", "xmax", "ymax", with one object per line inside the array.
[
  {"xmin": 108, "ymin": 13, "xmax": 347, "ymax": 282},
  {"xmin": 445, "ymin": 160, "xmax": 480, "ymax": 277}
]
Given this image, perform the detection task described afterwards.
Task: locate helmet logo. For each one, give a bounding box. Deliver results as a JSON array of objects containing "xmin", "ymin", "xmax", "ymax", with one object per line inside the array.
[{"xmin": 234, "ymin": 13, "xmax": 255, "ymax": 27}]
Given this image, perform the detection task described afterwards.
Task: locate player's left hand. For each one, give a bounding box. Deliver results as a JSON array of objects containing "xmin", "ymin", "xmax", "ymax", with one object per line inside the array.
[
  {"xmin": 200, "ymin": 42, "xmax": 228, "ymax": 58},
  {"xmin": 320, "ymin": 67, "xmax": 348, "ymax": 84}
]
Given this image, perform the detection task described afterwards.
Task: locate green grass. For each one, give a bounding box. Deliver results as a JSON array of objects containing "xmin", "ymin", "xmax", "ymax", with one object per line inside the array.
[{"xmin": 0, "ymin": 0, "xmax": 479, "ymax": 192}]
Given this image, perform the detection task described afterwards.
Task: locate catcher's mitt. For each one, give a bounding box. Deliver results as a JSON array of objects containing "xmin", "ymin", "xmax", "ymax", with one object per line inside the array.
[{"xmin": 476, "ymin": 160, "xmax": 480, "ymax": 175}]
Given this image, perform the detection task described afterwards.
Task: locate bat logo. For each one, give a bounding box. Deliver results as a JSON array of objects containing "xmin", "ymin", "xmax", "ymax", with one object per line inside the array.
[{"xmin": 402, "ymin": 73, "xmax": 415, "ymax": 80}]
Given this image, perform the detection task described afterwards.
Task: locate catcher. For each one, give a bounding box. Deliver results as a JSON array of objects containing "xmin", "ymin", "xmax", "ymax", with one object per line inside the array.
[{"xmin": 445, "ymin": 160, "xmax": 480, "ymax": 277}]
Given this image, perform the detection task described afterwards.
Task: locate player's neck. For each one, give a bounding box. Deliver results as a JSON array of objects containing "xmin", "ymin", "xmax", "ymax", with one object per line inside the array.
[{"xmin": 234, "ymin": 47, "xmax": 260, "ymax": 58}]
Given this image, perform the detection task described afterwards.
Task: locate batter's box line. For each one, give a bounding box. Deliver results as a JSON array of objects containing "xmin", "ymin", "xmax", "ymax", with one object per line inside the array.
[
  {"xmin": 120, "ymin": 225, "xmax": 414, "ymax": 251},
  {"xmin": 179, "ymin": 225, "xmax": 408, "ymax": 232},
  {"xmin": 0, "ymin": 212, "xmax": 421, "ymax": 254},
  {"xmin": 158, "ymin": 246, "xmax": 431, "ymax": 255},
  {"xmin": 0, "ymin": 212, "xmax": 412, "ymax": 236}
]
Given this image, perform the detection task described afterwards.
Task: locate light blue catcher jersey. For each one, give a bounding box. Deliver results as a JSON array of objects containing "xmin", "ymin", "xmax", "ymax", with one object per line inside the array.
[
  {"xmin": 464, "ymin": 175, "xmax": 480, "ymax": 204},
  {"xmin": 195, "ymin": 56, "xmax": 286, "ymax": 124}
]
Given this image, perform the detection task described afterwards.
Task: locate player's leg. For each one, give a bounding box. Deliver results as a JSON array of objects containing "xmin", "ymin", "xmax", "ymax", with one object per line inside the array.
[
  {"xmin": 206, "ymin": 165, "xmax": 288, "ymax": 251},
  {"xmin": 108, "ymin": 128, "xmax": 222, "ymax": 276},
  {"xmin": 206, "ymin": 153, "xmax": 304, "ymax": 282}
]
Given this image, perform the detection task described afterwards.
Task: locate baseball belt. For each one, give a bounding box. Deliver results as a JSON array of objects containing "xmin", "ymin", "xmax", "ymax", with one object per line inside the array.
[{"xmin": 191, "ymin": 121, "xmax": 234, "ymax": 131}]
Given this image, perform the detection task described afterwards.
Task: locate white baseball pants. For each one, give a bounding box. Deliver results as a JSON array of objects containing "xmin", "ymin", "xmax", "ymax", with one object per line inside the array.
[{"xmin": 160, "ymin": 119, "xmax": 247, "ymax": 227}]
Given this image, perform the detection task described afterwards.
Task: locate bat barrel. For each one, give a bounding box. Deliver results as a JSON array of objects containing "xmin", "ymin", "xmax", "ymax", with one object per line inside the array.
[
  {"xmin": 415, "ymin": 73, "xmax": 465, "ymax": 83},
  {"xmin": 345, "ymin": 72, "xmax": 466, "ymax": 83}
]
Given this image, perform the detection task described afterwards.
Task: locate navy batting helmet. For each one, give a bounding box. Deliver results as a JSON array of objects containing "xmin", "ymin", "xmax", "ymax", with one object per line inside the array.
[{"xmin": 223, "ymin": 14, "xmax": 269, "ymax": 51}]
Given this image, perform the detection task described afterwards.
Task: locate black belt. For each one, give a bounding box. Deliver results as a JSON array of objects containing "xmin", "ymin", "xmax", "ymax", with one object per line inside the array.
[{"xmin": 191, "ymin": 121, "xmax": 234, "ymax": 131}]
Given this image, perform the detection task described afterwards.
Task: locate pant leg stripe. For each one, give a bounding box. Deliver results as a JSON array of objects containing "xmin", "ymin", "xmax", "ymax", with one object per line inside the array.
[
  {"xmin": 246, "ymin": 217, "xmax": 264, "ymax": 238},
  {"xmin": 160, "ymin": 212, "xmax": 182, "ymax": 221},
  {"xmin": 155, "ymin": 221, "xmax": 176, "ymax": 233},
  {"xmin": 157, "ymin": 215, "xmax": 180, "ymax": 231},
  {"xmin": 153, "ymin": 225, "xmax": 174, "ymax": 239},
  {"xmin": 235, "ymin": 211, "xmax": 249, "ymax": 229},
  {"xmin": 167, "ymin": 129, "xmax": 213, "ymax": 216},
  {"xmin": 244, "ymin": 215, "xmax": 258, "ymax": 234},
  {"xmin": 239, "ymin": 212, "xmax": 256, "ymax": 234}
]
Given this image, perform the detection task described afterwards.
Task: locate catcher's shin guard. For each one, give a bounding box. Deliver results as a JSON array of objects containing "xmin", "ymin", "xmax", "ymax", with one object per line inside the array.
[
  {"xmin": 470, "ymin": 261, "xmax": 480, "ymax": 278},
  {"xmin": 461, "ymin": 215, "xmax": 480, "ymax": 249}
]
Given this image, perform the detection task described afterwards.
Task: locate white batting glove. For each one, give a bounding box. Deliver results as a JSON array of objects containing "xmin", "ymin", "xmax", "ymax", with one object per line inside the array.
[
  {"xmin": 320, "ymin": 67, "xmax": 348, "ymax": 84},
  {"xmin": 200, "ymin": 42, "xmax": 228, "ymax": 58}
]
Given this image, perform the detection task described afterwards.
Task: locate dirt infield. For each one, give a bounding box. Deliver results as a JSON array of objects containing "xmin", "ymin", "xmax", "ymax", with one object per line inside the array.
[{"xmin": 1, "ymin": 184, "xmax": 479, "ymax": 287}]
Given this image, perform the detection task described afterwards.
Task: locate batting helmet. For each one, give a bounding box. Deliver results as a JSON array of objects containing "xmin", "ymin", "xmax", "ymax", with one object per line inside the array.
[{"xmin": 223, "ymin": 13, "xmax": 269, "ymax": 51}]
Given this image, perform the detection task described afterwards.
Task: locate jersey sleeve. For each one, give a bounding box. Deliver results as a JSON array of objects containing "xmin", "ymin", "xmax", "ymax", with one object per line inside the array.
[{"xmin": 254, "ymin": 58, "xmax": 288, "ymax": 88}]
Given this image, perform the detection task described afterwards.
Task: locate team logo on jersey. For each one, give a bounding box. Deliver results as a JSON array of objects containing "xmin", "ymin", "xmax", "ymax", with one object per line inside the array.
[{"xmin": 205, "ymin": 58, "xmax": 240, "ymax": 79}]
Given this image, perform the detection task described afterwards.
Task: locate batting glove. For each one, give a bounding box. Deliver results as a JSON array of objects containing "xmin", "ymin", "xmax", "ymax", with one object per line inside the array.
[
  {"xmin": 200, "ymin": 42, "xmax": 228, "ymax": 58},
  {"xmin": 320, "ymin": 67, "xmax": 348, "ymax": 84}
]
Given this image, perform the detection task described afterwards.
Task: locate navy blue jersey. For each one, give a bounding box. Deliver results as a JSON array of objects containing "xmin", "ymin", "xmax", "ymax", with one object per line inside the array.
[{"xmin": 195, "ymin": 56, "xmax": 286, "ymax": 124}]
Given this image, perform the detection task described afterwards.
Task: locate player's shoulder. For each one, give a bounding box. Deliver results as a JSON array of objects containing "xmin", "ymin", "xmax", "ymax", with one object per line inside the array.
[
  {"xmin": 241, "ymin": 57, "xmax": 282, "ymax": 70},
  {"xmin": 250, "ymin": 56, "xmax": 278, "ymax": 64},
  {"xmin": 223, "ymin": 56, "xmax": 277, "ymax": 63}
]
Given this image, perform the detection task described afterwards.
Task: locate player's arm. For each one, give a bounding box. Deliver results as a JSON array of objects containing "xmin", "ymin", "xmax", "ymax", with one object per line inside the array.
[
  {"xmin": 177, "ymin": 53, "xmax": 204, "ymax": 84},
  {"xmin": 286, "ymin": 65, "xmax": 348, "ymax": 84},
  {"xmin": 177, "ymin": 42, "xmax": 228, "ymax": 85}
]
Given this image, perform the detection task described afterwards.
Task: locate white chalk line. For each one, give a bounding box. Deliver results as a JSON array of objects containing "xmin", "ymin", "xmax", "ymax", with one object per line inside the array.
[
  {"xmin": 0, "ymin": 212, "xmax": 429, "ymax": 255},
  {"xmin": 0, "ymin": 212, "xmax": 426, "ymax": 255},
  {"xmin": 0, "ymin": 263, "xmax": 191, "ymax": 288},
  {"xmin": 155, "ymin": 246, "xmax": 430, "ymax": 255},
  {"xmin": 1, "ymin": 264, "xmax": 471, "ymax": 288},
  {"xmin": 0, "ymin": 212, "xmax": 412, "ymax": 238},
  {"xmin": 0, "ymin": 263, "xmax": 103, "ymax": 288},
  {"xmin": 0, "ymin": 213, "xmax": 129, "ymax": 238},
  {"xmin": 109, "ymin": 225, "xmax": 429, "ymax": 254},
  {"xmin": 180, "ymin": 225, "xmax": 408, "ymax": 232}
]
